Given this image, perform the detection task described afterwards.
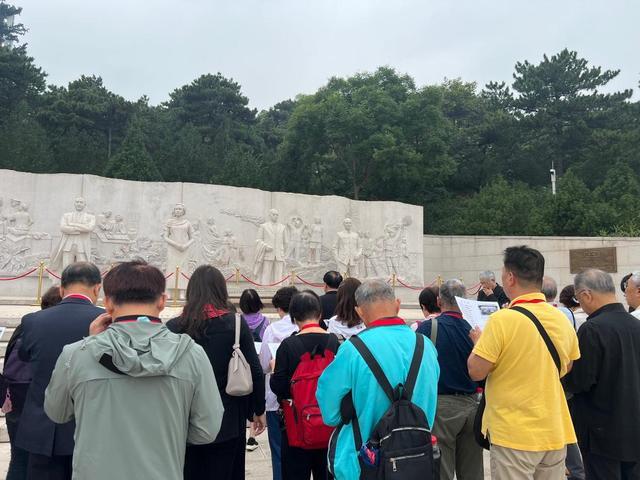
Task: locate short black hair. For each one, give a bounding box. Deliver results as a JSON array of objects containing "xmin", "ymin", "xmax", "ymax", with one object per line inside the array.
[
  {"xmin": 418, "ymin": 286, "xmax": 440, "ymax": 314},
  {"xmin": 503, "ymin": 245, "xmax": 545, "ymax": 287},
  {"xmin": 61, "ymin": 262, "xmax": 101, "ymax": 288},
  {"xmin": 239, "ymin": 289, "xmax": 264, "ymax": 314},
  {"xmin": 323, "ymin": 271, "xmax": 343, "ymax": 289},
  {"xmin": 272, "ymin": 286, "xmax": 298, "ymax": 313},
  {"xmin": 41, "ymin": 286, "xmax": 62, "ymax": 310},
  {"xmin": 621, "ymin": 273, "xmax": 632, "ymax": 293},
  {"xmin": 289, "ymin": 290, "xmax": 322, "ymax": 323},
  {"xmin": 103, "ymin": 260, "xmax": 165, "ymax": 305}
]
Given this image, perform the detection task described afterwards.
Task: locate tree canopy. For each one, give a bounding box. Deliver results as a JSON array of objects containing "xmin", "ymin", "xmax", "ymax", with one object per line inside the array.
[{"xmin": 1, "ymin": 2, "xmax": 639, "ymax": 236}]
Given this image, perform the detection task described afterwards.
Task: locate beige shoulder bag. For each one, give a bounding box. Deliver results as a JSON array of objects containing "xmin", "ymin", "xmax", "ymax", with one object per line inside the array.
[{"xmin": 226, "ymin": 314, "xmax": 254, "ymax": 396}]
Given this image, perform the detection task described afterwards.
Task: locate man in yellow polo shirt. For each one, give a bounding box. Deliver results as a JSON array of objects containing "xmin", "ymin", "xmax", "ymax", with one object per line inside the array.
[{"xmin": 468, "ymin": 246, "xmax": 580, "ymax": 479}]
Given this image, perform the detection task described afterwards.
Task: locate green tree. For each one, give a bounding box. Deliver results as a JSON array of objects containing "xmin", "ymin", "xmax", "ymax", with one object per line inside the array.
[
  {"xmin": 0, "ymin": 1, "xmax": 26, "ymax": 45},
  {"xmin": 104, "ymin": 118, "xmax": 162, "ymax": 181}
]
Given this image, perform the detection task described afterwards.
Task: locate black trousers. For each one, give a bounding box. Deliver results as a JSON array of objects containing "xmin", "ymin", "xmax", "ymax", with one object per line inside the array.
[
  {"xmin": 582, "ymin": 450, "xmax": 640, "ymax": 480},
  {"xmin": 280, "ymin": 433, "xmax": 328, "ymax": 480},
  {"xmin": 26, "ymin": 453, "xmax": 72, "ymax": 480},
  {"xmin": 6, "ymin": 413, "xmax": 29, "ymax": 480},
  {"xmin": 184, "ymin": 435, "xmax": 246, "ymax": 480}
]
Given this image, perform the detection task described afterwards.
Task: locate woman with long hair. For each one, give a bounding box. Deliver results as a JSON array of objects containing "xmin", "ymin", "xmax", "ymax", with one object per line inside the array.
[
  {"xmin": 167, "ymin": 265, "xmax": 266, "ymax": 480},
  {"xmin": 324, "ymin": 277, "xmax": 365, "ymax": 339}
]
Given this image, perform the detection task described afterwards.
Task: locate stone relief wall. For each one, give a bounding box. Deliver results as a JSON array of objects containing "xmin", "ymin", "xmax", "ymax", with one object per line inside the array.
[{"xmin": 0, "ymin": 170, "xmax": 424, "ymax": 292}]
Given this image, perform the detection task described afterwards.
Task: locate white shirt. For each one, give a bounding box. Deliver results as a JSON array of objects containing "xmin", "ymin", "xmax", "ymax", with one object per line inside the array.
[
  {"xmin": 325, "ymin": 316, "xmax": 366, "ymax": 339},
  {"xmin": 631, "ymin": 309, "xmax": 640, "ymax": 321},
  {"xmin": 259, "ymin": 315, "xmax": 298, "ymax": 412}
]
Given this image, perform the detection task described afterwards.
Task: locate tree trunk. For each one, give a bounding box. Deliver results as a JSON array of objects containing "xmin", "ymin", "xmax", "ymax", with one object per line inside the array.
[{"xmin": 108, "ymin": 127, "xmax": 112, "ymax": 158}]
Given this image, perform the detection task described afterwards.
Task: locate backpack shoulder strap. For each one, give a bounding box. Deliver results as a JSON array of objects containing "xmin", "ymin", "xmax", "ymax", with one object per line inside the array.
[
  {"xmin": 511, "ymin": 306, "xmax": 561, "ymax": 373},
  {"xmin": 430, "ymin": 317, "xmax": 438, "ymax": 345},
  {"xmin": 404, "ymin": 333, "xmax": 425, "ymax": 401},
  {"xmin": 349, "ymin": 335, "xmax": 395, "ymax": 402},
  {"xmin": 325, "ymin": 333, "xmax": 339, "ymax": 354}
]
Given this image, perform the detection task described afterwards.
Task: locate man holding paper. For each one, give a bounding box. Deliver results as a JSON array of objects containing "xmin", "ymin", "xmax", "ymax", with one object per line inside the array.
[
  {"xmin": 416, "ymin": 279, "xmax": 483, "ymax": 480},
  {"xmin": 467, "ymin": 246, "xmax": 580, "ymax": 480}
]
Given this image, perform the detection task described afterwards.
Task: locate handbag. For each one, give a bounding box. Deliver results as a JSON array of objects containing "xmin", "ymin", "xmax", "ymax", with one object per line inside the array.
[
  {"xmin": 226, "ymin": 313, "xmax": 254, "ymax": 396},
  {"xmin": 473, "ymin": 305, "xmax": 562, "ymax": 449}
]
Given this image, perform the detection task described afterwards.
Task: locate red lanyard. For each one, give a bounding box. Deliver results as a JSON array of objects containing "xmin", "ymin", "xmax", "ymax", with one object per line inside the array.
[
  {"xmin": 511, "ymin": 298, "xmax": 545, "ymax": 306},
  {"xmin": 368, "ymin": 317, "xmax": 406, "ymax": 328},
  {"xmin": 442, "ymin": 311, "xmax": 463, "ymax": 319},
  {"xmin": 299, "ymin": 323, "xmax": 321, "ymax": 332},
  {"xmin": 64, "ymin": 294, "xmax": 92, "ymax": 302}
]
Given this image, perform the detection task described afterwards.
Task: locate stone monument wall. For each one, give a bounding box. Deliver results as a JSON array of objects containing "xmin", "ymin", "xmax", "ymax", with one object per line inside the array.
[{"xmin": 0, "ymin": 169, "xmax": 424, "ymax": 300}]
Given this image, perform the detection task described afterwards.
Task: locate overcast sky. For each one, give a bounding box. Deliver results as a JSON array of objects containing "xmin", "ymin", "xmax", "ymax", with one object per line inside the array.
[{"xmin": 16, "ymin": 0, "xmax": 640, "ymax": 111}]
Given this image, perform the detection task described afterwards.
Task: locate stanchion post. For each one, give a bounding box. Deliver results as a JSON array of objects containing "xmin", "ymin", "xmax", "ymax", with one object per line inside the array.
[
  {"xmin": 172, "ymin": 266, "xmax": 180, "ymax": 307},
  {"xmin": 437, "ymin": 275, "xmax": 443, "ymax": 288},
  {"xmin": 34, "ymin": 260, "xmax": 45, "ymax": 306},
  {"xmin": 392, "ymin": 272, "xmax": 397, "ymax": 292},
  {"xmin": 235, "ymin": 268, "xmax": 240, "ymax": 285},
  {"xmin": 290, "ymin": 271, "xmax": 296, "ymax": 286}
]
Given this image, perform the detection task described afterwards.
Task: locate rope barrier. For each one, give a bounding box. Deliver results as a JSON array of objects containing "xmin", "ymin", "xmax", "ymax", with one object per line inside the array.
[
  {"xmin": 0, "ymin": 267, "xmax": 39, "ymax": 281},
  {"xmin": 44, "ymin": 268, "xmax": 61, "ymax": 279},
  {"xmin": 181, "ymin": 272, "xmax": 191, "ymax": 281},
  {"xmin": 164, "ymin": 272, "xmax": 174, "ymax": 280},
  {"xmin": 225, "ymin": 273, "xmax": 235, "ymax": 282},
  {"xmin": 295, "ymin": 275, "xmax": 324, "ymax": 288},
  {"xmin": 240, "ymin": 274, "xmax": 291, "ymax": 287}
]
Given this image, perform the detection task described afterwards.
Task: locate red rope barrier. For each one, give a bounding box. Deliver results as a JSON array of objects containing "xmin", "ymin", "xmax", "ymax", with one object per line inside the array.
[
  {"xmin": 240, "ymin": 274, "xmax": 291, "ymax": 287},
  {"xmin": 225, "ymin": 273, "xmax": 236, "ymax": 282},
  {"xmin": 181, "ymin": 272, "xmax": 191, "ymax": 281},
  {"xmin": 295, "ymin": 275, "xmax": 324, "ymax": 288},
  {"xmin": 395, "ymin": 277, "xmax": 424, "ymax": 291},
  {"xmin": 45, "ymin": 268, "xmax": 61, "ymax": 279},
  {"xmin": 165, "ymin": 272, "xmax": 174, "ymax": 280},
  {"xmin": 0, "ymin": 267, "xmax": 39, "ymax": 281}
]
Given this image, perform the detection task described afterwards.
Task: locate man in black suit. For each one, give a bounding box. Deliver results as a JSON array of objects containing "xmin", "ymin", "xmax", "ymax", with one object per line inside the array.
[
  {"xmin": 564, "ymin": 269, "xmax": 640, "ymax": 479},
  {"xmin": 319, "ymin": 271, "xmax": 342, "ymax": 324},
  {"xmin": 17, "ymin": 262, "xmax": 103, "ymax": 480}
]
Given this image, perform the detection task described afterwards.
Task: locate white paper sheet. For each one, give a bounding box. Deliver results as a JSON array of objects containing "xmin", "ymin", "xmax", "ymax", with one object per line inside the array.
[
  {"xmin": 455, "ymin": 297, "xmax": 500, "ymax": 330},
  {"xmin": 254, "ymin": 342, "xmax": 262, "ymax": 354},
  {"xmin": 0, "ymin": 326, "xmax": 5, "ymax": 341}
]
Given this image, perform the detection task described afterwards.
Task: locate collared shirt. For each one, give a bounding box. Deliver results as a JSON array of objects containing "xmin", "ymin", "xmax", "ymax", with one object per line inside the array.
[
  {"xmin": 417, "ymin": 311, "xmax": 477, "ymax": 395},
  {"xmin": 317, "ymin": 319, "xmax": 439, "ymax": 480},
  {"xmin": 564, "ymin": 303, "xmax": 640, "ymax": 461},
  {"xmin": 473, "ymin": 292, "xmax": 580, "ymax": 451}
]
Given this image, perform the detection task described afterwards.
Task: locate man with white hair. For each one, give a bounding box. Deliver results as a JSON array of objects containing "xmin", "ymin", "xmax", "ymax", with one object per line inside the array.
[
  {"xmin": 623, "ymin": 272, "xmax": 640, "ymax": 320},
  {"xmin": 317, "ymin": 279, "xmax": 439, "ymax": 479},
  {"xmin": 564, "ymin": 269, "xmax": 640, "ymax": 479},
  {"xmin": 477, "ymin": 270, "xmax": 509, "ymax": 307},
  {"xmin": 417, "ymin": 279, "xmax": 483, "ymax": 480}
]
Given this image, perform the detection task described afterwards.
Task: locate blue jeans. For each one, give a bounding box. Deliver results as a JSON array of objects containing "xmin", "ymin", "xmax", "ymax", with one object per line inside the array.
[{"xmin": 267, "ymin": 411, "xmax": 282, "ymax": 480}]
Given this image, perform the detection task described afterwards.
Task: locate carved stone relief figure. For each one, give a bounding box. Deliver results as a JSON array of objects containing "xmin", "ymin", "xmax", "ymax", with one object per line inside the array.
[
  {"xmin": 287, "ymin": 215, "xmax": 305, "ymax": 264},
  {"xmin": 6, "ymin": 200, "xmax": 33, "ymax": 242},
  {"xmin": 333, "ymin": 218, "xmax": 361, "ymax": 277},
  {"xmin": 51, "ymin": 197, "xmax": 96, "ymax": 271},
  {"xmin": 163, "ymin": 203, "xmax": 195, "ymax": 289},
  {"xmin": 98, "ymin": 211, "xmax": 115, "ymax": 233},
  {"xmin": 201, "ymin": 217, "xmax": 222, "ymax": 265},
  {"xmin": 219, "ymin": 229, "xmax": 240, "ymax": 267},
  {"xmin": 253, "ymin": 209, "xmax": 288, "ymax": 284},
  {"xmin": 0, "ymin": 198, "xmax": 5, "ymax": 239},
  {"xmin": 383, "ymin": 222, "xmax": 403, "ymax": 276},
  {"xmin": 360, "ymin": 231, "xmax": 380, "ymax": 278},
  {"xmin": 308, "ymin": 217, "xmax": 323, "ymax": 265}
]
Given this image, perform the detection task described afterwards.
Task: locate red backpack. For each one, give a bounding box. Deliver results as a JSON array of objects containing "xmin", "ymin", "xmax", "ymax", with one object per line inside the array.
[{"xmin": 281, "ymin": 334, "xmax": 339, "ymax": 449}]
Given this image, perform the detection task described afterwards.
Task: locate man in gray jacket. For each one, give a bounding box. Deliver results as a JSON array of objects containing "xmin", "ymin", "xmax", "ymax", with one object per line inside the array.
[{"xmin": 44, "ymin": 260, "xmax": 224, "ymax": 480}]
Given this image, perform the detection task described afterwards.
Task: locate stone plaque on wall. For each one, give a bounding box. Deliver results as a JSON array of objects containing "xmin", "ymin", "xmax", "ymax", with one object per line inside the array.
[{"xmin": 570, "ymin": 247, "xmax": 617, "ymax": 273}]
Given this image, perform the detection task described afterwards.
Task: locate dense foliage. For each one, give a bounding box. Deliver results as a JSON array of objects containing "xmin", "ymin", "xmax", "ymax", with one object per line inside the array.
[{"xmin": 1, "ymin": 3, "xmax": 639, "ymax": 235}]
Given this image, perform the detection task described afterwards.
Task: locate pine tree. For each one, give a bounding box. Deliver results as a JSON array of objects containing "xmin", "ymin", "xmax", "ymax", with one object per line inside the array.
[{"xmin": 104, "ymin": 118, "xmax": 162, "ymax": 181}]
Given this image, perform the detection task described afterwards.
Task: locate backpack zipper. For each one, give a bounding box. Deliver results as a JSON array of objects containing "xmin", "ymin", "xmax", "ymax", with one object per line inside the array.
[
  {"xmin": 389, "ymin": 452, "xmax": 425, "ymax": 472},
  {"xmin": 380, "ymin": 427, "xmax": 430, "ymax": 444}
]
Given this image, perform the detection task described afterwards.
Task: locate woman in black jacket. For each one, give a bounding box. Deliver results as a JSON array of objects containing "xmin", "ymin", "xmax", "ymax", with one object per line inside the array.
[
  {"xmin": 167, "ymin": 265, "xmax": 266, "ymax": 480},
  {"xmin": 270, "ymin": 290, "xmax": 340, "ymax": 480}
]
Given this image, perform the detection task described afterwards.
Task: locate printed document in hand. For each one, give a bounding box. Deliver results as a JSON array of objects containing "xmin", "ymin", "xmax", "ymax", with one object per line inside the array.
[
  {"xmin": 256, "ymin": 342, "xmax": 281, "ymax": 358},
  {"xmin": 455, "ymin": 297, "xmax": 500, "ymax": 330}
]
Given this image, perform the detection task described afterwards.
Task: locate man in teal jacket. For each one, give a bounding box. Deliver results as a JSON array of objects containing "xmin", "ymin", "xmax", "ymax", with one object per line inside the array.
[
  {"xmin": 44, "ymin": 261, "xmax": 224, "ymax": 480},
  {"xmin": 317, "ymin": 279, "xmax": 440, "ymax": 480}
]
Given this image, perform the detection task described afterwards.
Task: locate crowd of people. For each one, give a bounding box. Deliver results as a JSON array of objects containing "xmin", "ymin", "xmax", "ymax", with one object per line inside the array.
[{"xmin": 1, "ymin": 244, "xmax": 640, "ymax": 480}]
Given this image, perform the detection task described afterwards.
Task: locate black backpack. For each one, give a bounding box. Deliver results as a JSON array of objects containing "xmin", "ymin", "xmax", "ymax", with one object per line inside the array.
[{"xmin": 329, "ymin": 333, "xmax": 440, "ymax": 479}]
